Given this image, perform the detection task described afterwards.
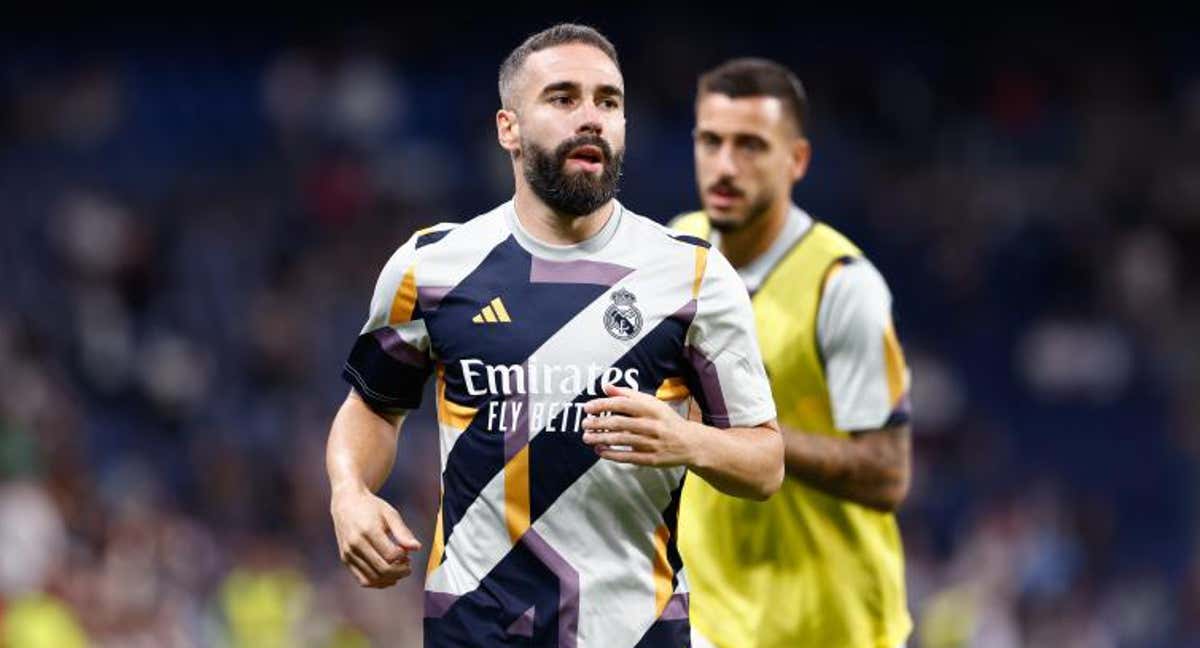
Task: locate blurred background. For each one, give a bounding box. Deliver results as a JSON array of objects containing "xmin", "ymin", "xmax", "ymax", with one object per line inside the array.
[{"xmin": 1, "ymin": 11, "xmax": 1198, "ymax": 648}]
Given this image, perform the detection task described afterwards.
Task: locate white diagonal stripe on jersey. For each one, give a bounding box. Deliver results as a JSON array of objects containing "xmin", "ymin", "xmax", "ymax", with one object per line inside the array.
[{"xmin": 438, "ymin": 421, "xmax": 465, "ymax": 472}]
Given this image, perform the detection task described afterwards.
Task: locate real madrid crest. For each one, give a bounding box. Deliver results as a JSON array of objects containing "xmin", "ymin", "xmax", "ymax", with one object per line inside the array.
[{"xmin": 604, "ymin": 288, "xmax": 643, "ymax": 340}]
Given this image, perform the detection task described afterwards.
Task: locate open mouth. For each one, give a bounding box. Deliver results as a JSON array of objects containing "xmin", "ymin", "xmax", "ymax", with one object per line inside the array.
[{"xmin": 567, "ymin": 145, "xmax": 606, "ymax": 166}]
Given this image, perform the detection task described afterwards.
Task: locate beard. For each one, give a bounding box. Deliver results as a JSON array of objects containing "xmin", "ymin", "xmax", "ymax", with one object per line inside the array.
[
  {"xmin": 708, "ymin": 187, "xmax": 773, "ymax": 234},
  {"xmin": 523, "ymin": 134, "xmax": 624, "ymax": 217}
]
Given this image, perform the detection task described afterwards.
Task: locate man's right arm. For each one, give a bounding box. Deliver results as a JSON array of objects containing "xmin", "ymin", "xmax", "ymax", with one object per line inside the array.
[
  {"xmin": 327, "ymin": 390, "xmax": 422, "ymax": 588},
  {"xmin": 781, "ymin": 423, "xmax": 910, "ymax": 512},
  {"xmin": 327, "ymin": 232, "xmax": 435, "ymax": 588},
  {"xmin": 785, "ymin": 259, "xmax": 913, "ymax": 512}
]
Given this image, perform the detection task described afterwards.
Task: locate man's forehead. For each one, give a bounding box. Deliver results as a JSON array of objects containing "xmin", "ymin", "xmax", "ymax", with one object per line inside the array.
[
  {"xmin": 522, "ymin": 43, "xmax": 624, "ymax": 91},
  {"xmin": 697, "ymin": 94, "xmax": 788, "ymax": 132}
]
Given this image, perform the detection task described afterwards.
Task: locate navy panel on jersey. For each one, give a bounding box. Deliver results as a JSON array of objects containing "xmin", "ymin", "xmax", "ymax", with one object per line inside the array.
[
  {"xmin": 342, "ymin": 328, "xmax": 432, "ymax": 411},
  {"xmin": 633, "ymin": 618, "xmax": 691, "ymax": 647},
  {"xmin": 661, "ymin": 479, "xmax": 685, "ymax": 586},
  {"xmin": 669, "ymin": 233, "xmax": 710, "ymax": 249},
  {"xmin": 416, "ymin": 228, "xmax": 454, "ymax": 249},
  {"xmin": 426, "ymin": 531, "xmax": 570, "ymax": 647}
]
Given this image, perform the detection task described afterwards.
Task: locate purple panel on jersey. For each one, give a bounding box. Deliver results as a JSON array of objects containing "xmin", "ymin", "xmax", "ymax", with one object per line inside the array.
[
  {"xmin": 424, "ymin": 591, "xmax": 460, "ymax": 619},
  {"xmin": 370, "ymin": 327, "xmax": 429, "ymax": 368},
  {"xmin": 529, "ymin": 257, "xmax": 634, "ymax": 286},
  {"xmin": 503, "ymin": 376, "xmax": 531, "ymax": 464},
  {"xmin": 506, "ymin": 604, "xmax": 536, "ymax": 638},
  {"xmin": 671, "ymin": 298, "xmax": 697, "ymax": 326},
  {"xmin": 417, "ymin": 285, "xmax": 452, "ymax": 312},
  {"xmin": 660, "ymin": 593, "xmax": 689, "ymax": 620},
  {"xmin": 522, "ymin": 529, "xmax": 579, "ymax": 648},
  {"xmin": 684, "ymin": 345, "xmax": 730, "ymax": 428}
]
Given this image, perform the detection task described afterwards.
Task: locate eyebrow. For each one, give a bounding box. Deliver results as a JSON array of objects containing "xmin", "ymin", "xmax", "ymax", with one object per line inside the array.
[
  {"xmin": 541, "ymin": 81, "xmax": 579, "ymax": 95},
  {"xmin": 540, "ymin": 81, "xmax": 624, "ymax": 99},
  {"xmin": 595, "ymin": 84, "xmax": 624, "ymax": 99},
  {"xmin": 693, "ymin": 128, "xmax": 769, "ymax": 144}
]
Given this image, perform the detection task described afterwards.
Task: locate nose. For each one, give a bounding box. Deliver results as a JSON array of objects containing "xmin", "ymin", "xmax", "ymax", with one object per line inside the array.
[
  {"xmin": 715, "ymin": 142, "xmax": 738, "ymax": 177},
  {"xmin": 577, "ymin": 121, "xmax": 602, "ymax": 137},
  {"xmin": 576, "ymin": 102, "xmax": 603, "ymax": 137}
]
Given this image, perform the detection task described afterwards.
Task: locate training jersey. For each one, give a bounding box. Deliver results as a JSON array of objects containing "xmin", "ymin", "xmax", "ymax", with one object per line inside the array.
[
  {"xmin": 342, "ymin": 199, "xmax": 776, "ymax": 647},
  {"xmin": 674, "ymin": 207, "xmax": 913, "ymax": 648}
]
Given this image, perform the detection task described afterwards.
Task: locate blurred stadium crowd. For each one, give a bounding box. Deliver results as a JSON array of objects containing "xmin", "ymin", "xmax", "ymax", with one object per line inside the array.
[{"xmin": 1, "ymin": 15, "xmax": 1199, "ymax": 648}]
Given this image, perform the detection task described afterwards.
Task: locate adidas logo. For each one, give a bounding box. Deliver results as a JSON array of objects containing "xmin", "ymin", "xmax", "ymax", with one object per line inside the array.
[{"xmin": 472, "ymin": 297, "xmax": 512, "ymax": 324}]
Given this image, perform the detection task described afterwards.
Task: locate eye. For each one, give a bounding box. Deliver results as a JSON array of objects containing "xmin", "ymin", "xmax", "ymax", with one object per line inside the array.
[
  {"xmin": 549, "ymin": 95, "xmax": 574, "ymax": 107},
  {"xmin": 737, "ymin": 137, "xmax": 767, "ymax": 153},
  {"xmin": 600, "ymin": 97, "xmax": 621, "ymax": 110}
]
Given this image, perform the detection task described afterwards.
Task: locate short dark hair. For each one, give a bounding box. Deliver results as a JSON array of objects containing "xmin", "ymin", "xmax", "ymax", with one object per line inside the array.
[
  {"xmin": 499, "ymin": 23, "xmax": 620, "ymax": 109},
  {"xmin": 698, "ymin": 58, "xmax": 808, "ymax": 135}
]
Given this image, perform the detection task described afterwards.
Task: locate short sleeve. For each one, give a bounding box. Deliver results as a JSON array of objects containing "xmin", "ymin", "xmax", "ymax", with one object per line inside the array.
[
  {"xmin": 341, "ymin": 234, "xmax": 434, "ymax": 413},
  {"xmin": 817, "ymin": 259, "xmax": 912, "ymax": 431},
  {"xmin": 684, "ymin": 247, "xmax": 777, "ymax": 429}
]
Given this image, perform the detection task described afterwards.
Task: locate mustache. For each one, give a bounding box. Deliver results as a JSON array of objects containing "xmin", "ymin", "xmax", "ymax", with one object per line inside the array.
[
  {"xmin": 523, "ymin": 132, "xmax": 624, "ymax": 217},
  {"xmin": 707, "ymin": 178, "xmax": 744, "ymax": 196},
  {"xmin": 556, "ymin": 133, "xmax": 613, "ymax": 163}
]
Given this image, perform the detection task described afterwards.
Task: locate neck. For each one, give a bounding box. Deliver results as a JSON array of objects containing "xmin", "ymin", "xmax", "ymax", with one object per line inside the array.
[
  {"xmin": 512, "ymin": 176, "xmax": 613, "ymax": 245},
  {"xmin": 718, "ymin": 198, "xmax": 791, "ymax": 269}
]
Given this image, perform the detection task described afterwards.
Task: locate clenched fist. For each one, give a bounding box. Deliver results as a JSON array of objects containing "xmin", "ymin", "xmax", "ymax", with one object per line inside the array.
[{"xmin": 330, "ymin": 485, "xmax": 422, "ymax": 588}]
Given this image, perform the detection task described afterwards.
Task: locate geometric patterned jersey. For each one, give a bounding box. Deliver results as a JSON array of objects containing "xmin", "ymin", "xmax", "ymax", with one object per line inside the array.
[{"xmin": 341, "ymin": 199, "xmax": 776, "ymax": 647}]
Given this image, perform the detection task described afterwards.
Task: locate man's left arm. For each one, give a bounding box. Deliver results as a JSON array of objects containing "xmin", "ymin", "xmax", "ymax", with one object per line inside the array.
[
  {"xmin": 581, "ymin": 246, "xmax": 784, "ymax": 500},
  {"xmin": 581, "ymin": 383, "xmax": 783, "ymax": 501}
]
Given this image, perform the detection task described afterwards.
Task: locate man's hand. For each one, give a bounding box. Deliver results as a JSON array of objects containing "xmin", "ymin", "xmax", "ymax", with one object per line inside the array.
[
  {"xmin": 330, "ymin": 484, "xmax": 422, "ymax": 588},
  {"xmin": 581, "ymin": 383, "xmax": 698, "ymax": 467}
]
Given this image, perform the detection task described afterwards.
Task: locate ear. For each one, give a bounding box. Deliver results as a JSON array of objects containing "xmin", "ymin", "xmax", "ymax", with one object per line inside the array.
[
  {"xmin": 497, "ymin": 108, "xmax": 521, "ymax": 157},
  {"xmin": 791, "ymin": 137, "xmax": 811, "ymax": 183}
]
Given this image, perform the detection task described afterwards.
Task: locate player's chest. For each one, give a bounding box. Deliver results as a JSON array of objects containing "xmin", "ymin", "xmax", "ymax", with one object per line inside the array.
[{"xmin": 424, "ymin": 269, "xmax": 693, "ymax": 371}]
